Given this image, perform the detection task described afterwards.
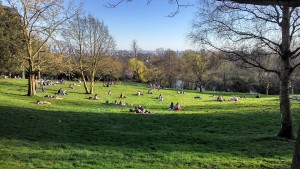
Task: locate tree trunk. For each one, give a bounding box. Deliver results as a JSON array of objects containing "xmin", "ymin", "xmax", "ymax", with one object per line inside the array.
[
  {"xmin": 199, "ymin": 84, "xmax": 203, "ymax": 92},
  {"xmin": 22, "ymin": 69, "xmax": 25, "ymax": 79},
  {"xmin": 277, "ymin": 6, "xmax": 294, "ymax": 139},
  {"xmin": 292, "ymin": 125, "xmax": 300, "ymax": 168},
  {"xmin": 27, "ymin": 74, "xmax": 36, "ymax": 96},
  {"xmin": 278, "ymin": 76, "xmax": 294, "ymax": 139},
  {"xmin": 265, "ymin": 83, "xmax": 269, "ymax": 95},
  {"xmin": 27, "ymin": 58, "xmax": 36, "ymax": 96},
  {"xmin": 80, "ymin": 70, "xmax": 89, "ymax": 94},
  {"xmin": 79, "ymin": 56, "xmax": 89, "ymax": 94},
  {"xmin": 89, "ymin": 70, "xmax": 96, "ymax": 94},
  {"xmin": 38, "ymin": 70, "xmax": 41, "ymax": 80}
]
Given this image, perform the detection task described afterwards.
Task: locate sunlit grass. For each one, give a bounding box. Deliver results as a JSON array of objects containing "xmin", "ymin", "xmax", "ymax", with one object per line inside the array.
[{"xmin": 0, "ymin": 78, "xmax": 299, "ymax": 168}]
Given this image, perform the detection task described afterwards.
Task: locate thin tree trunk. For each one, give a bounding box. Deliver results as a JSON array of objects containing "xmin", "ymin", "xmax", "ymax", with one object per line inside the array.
[
  {"xmin": 38, "ymin": 70, "xmax": 41, "ymax": 80},
  {"xmin": 79, "ymin": 56, "xmax": 89, "ymax": 94},
  {"xmin": 265, "ymin": 83, "xmax": 269, "ymax": 95},
  {"xmin": 80, "ymin": 70, "xmax": 89, "ymax": 94},
  {"xmin": 89, "ymin": 70, "xmax": 96, "ymax": 94}
]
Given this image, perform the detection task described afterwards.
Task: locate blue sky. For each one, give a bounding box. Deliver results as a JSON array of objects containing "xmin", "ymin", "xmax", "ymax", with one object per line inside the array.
[{"xmin": 83, "ymin": 0, "xmax": 197, "ymax": 51}]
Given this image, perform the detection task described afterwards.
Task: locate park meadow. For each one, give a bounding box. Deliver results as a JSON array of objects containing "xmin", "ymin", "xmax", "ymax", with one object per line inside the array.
[{"xmin": 0, "ymin": 78, "xmax": 299, "ymax": 168}]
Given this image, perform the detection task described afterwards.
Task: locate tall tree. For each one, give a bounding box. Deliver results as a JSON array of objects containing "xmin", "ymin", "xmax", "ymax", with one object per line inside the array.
[
  {"xmin": 6, "ymin": 0, "xmax": 80, "ymax": 96},
  {"xmin": 64, "ymin": 14, "xmax": 115, "ymax": 94},
  {"xmin": 131, "ymin": 39, "xmax": 139, "ymax": 58},
  {"xmin": 160, "ymin": 50, "xmax": 181, "ymax": 87},
  {"xmin": 189, "ymin": 0, "xmax": 300, "ymax": 140},
  {"xmin": 0, "ymin": 4, "xmax": 25, "ymax": 75},
  {"xmin": 182, "ymin": 51, "xmax": 212, "ymax": 92}
]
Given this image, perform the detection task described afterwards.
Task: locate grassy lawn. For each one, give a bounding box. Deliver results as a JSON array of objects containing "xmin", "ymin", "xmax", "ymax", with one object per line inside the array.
[{"xmin": 0, "ymin": 78, "xmax": 299, "ymax": 168}]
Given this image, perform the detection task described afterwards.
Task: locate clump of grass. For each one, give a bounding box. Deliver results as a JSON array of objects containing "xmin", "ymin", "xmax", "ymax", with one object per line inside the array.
[{"xmin": 0, "ymin": 78, "xmax": 299, "ymax": 168}]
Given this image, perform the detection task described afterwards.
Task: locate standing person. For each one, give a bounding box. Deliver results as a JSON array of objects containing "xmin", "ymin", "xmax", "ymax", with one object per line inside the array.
[{"xmin": 41, "ymin": 79, "xmax": 45, "ymax": 92}]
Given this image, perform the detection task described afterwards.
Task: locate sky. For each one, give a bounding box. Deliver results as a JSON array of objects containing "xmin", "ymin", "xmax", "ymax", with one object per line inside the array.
[{"xmin": 82, "ymin": 0, "xmax": 198, "ymax": 51}]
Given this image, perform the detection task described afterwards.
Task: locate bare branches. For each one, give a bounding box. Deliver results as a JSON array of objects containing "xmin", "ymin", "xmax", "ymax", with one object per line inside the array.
[
  {"xmin": 105, "ymin": 0, "xmax": 131, "ymax": 8},
  {"xmin": 104, "ymin": 0, "xmax": 193, "ymax": 17},
  {"xmin": 219, "ymin": 0, "xmax": 300, "ymax": 7},
  {"xmin": 166, "ymin": 0, "xmax": 193, "ymax": 17}
]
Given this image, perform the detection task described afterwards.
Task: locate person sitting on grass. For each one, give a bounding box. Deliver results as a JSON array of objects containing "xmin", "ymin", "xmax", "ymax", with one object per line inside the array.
[
  {"xmin": 69, "ymin": 84, "xmax": 74, "ymax": 89},
  {"xmin": 168, "ymin": 102, "xmax": 174, "ymax": 110},
  {"xmin": 158, "ymin": 94, "xmax": 164, "ymax": 101},
  {"xmin": 137, "ymin": 90, "xmax": 143, "ymax": 96},
  {"xmin": 217, "ymin": 95, "xmax": 224, "ymax": 102},
  {"xmin": 118, "ymin": 101, "xmax": 126, "ymax": 106},
  {"xmin": 58, "ymin": 88, "xmax": 68, "ymax": 95},
  {"xmin": 120, "ymin": 93, "xmax": 126, "ymax": 98},
  {"xmin": 89, "ymin": 94, "xmax": 100, "ymax": 100},
  {"xmin": 148, "ymin": 89, "xmax": 153, "ymax": 94},
  {"xmin": 229, "ymin": 96, "xmax": 239, "ymax": 102},
  {"xmin": 174, "ymin": 102, "xmax": 181, "ymax": 111},
  {"xmin": 177, "ymin": 89, "xmax": 185, "ymax": 94}
]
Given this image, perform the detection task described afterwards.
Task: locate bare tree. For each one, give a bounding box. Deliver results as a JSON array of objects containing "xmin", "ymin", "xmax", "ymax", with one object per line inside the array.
[
  {"xmin": 64, "ymin": 14, "xmax": 89, "ymax": 93},
  {"xmin": 189, "ymin": 0, "xmax": 300, "ymax": 140},
  {"xmin": 6, "ymin": 0, "xmax": 81, "ymax": 96},
  {"xmin": 131, "ymin": 39, "xmax": 139, "ymax": 58},
  {"xmin": 64, "ymin": 14, "xmax": 115, "ymax": 94},
  {"xmin": 160, "ymin": 50, "xmax": 181, "ymax": 87}
]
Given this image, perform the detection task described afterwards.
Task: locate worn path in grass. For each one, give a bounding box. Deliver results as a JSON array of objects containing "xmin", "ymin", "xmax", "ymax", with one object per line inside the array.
[{"xmin": 0, "ymin": 78, "xmax": 299, "ymax": 168}]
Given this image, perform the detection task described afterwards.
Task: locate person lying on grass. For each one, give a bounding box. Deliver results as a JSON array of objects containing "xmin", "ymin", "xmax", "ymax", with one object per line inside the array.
[
  {"xmin": 44, "ymin": 94, "xmax": 63, "ymax": 100},
  {"xmin": 33, "ymin": 100, "xmax": 52, "ymax": 105},
  {"xmin": 115, "ymin": 100, "xmax": 126, "ymax": 106}
]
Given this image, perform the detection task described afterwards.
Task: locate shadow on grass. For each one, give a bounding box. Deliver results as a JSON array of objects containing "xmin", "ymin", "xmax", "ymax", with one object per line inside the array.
[{"xmin": 0, "ymin": 105, "xmax": 295, "ymax": 159}]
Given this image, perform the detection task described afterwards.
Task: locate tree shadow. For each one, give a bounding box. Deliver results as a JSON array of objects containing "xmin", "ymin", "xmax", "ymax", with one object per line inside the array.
[{"xmin": 0, "ymin": 105, "xmax": 295, "ymax": 159}]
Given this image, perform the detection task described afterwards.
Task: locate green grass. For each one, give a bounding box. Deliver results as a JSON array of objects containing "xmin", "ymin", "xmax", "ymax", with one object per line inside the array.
[{"xmin": 0, "ymin": 78, "xmax": 299, "ymax": 168}]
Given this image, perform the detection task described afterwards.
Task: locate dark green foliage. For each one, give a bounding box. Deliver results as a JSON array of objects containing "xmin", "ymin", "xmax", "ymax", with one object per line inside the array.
[{"xmin": 0, "ymin": 4, "xmax": 25, "ymax": 74}]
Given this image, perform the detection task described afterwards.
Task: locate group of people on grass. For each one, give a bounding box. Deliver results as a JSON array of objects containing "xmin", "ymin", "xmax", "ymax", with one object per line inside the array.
[
  {"xmin": 216, "ymin": 95, "xmax": 239, "ymax": 102},
  {"xmin": 130, "ymin": 104, "xmax": 152, "ymax": 114},
  {"xmin": 168, "ymin": 102, "xmax": 181, "ymax": 111}
]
